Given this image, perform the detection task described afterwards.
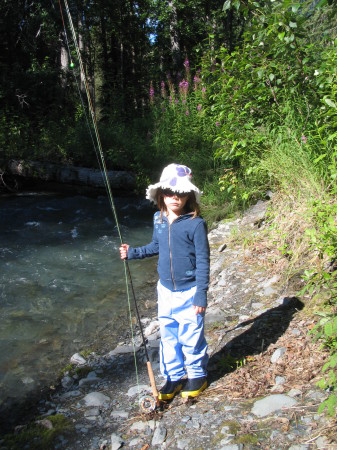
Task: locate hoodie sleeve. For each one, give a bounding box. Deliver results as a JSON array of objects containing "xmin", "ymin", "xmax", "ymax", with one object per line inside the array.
[
  {"xmin": 127, "ymin": 215, "xmax": 159, "ymax": 260},
  {"xmin": 192, "ymin": 220, "xmax": 210, "ymax": 307}
]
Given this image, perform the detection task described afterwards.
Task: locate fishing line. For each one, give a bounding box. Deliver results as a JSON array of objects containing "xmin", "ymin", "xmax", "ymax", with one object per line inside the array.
[
  {"xmin": 58, "ymin": 2, "xmax": 100, "ymax": 170},
  {"xmin": 59, "ymin": 0, "xmax": 159, "ymax": 410}
]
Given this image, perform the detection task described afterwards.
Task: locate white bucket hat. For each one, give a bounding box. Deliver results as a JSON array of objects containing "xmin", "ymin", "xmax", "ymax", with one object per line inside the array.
[{"xmin": 146, "ymin": 163, "xmax": 201, "ymax": 204}]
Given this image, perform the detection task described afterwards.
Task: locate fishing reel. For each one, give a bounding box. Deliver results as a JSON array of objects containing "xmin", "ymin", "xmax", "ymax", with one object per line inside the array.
[{"xmin": 139, "ymin": 395, "xmax": 158, "ymax": 413}]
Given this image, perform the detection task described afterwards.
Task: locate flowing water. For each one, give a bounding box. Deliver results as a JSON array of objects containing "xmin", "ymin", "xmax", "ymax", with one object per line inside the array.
[{"xmin": 0, "ymin": 192, "xmax": 156, "ymax": 412}]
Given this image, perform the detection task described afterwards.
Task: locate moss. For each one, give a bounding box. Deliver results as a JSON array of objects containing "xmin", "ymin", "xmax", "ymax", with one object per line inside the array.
[
  {"xmin": 3, "ymin": 414, "xmax": 73, "ymax": 450},
  {"xmin": 80, "ymin": 348, "xmax": 93, "ymax": 358},
  {"xmin": 207, "ymin": 320, "xmax": 224, "ymax": 331},
  {"xmin": 235, "ymin": 433, "xmax": 259, "ymax": 445},
  {"xmin": 60, "ymin": 363, "xmax": 74, "ymax": 376},
  {"xmin": 225, "ymin": 420, "xmax": 240, "ymax": 435},
  {"xmin": 211, "ymin": 419, "xmax": 240, "ymax": 446}
]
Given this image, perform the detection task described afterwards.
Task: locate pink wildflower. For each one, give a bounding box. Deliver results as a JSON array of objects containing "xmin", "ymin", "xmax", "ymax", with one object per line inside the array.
[
  {"xmin": 185, "ymin": 110, "xmax": 189, "ymax": 116},
  {"xmin": 161, "ymin": 81, "xmax": 166, "ymax": 98},
  {"xmin": 197, "ymin": 104, "xmax": 202, "ymax": 111},
  {"xmin": 179, "ymin": 79, "xmax": 189, "ymax": 99}
]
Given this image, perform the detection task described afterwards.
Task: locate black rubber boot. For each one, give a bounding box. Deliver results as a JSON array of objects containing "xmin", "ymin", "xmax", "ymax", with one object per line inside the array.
[
  {"xmin": 158, "ymin": 379, "xmax": 184, "ymax": 401},
  {"xmin": 181, "ymin": 377, "xmax": 207, "ymax": 398}
]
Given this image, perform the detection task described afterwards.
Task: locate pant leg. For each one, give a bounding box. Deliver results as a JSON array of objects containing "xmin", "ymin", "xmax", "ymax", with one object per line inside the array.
[
  {"xmin": 158, "ymin": 281, "xmax": 208, "ymax": 380},
  {"xmin": 173, "ymin": 290, "xmax": 208, "ymax": 379},
  {"xmin": 157, "ymin": 281, "xmax": 186, "ymax": 381}
]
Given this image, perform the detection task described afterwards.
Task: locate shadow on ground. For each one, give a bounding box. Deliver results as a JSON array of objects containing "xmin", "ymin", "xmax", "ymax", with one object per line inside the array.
[{"xmin": 208, "ymin": 297, "xmax": 304, "ymax": 385}]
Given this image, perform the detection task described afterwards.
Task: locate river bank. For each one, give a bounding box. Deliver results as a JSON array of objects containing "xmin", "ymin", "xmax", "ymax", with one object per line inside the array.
[{"xmin": 1, "ymin": 200, "xmax": 337, "ymax": 449}]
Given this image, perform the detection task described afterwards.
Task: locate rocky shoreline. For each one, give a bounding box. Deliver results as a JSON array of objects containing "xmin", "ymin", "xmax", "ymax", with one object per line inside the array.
[{"xmin": 2, "ymin": 200, "xmax": 337, "ymax": 449}]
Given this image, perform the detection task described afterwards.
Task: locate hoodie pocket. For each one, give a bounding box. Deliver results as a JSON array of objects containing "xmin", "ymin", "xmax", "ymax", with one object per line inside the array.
[{"xmin": 173, "ymin": 257, "xmax": 196, "ymax": 281}]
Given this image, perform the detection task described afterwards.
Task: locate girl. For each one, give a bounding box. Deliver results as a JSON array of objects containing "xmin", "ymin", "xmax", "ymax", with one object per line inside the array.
[{"xmin": 119, "ymin": 163, "xmax": 209, "ymax": 399}]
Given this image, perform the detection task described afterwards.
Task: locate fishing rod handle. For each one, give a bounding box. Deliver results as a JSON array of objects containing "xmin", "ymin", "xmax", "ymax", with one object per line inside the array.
[{"xmin": 147, "ymin": 361, "xmax": 160, "ymax": 405}]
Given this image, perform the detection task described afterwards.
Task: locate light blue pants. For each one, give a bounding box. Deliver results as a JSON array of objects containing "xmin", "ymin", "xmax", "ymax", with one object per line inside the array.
[{"xmin": 157, "ymin": 281, "xmax": 208, "ymax": 381}]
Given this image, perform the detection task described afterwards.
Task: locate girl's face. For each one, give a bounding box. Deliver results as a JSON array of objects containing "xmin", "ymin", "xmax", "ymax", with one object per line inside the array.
[{"xmin": 162, "ymin": 189, "xmax": 189, "ymax": 216}]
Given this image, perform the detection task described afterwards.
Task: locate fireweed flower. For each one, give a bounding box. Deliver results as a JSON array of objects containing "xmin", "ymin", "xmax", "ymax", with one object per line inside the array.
[
  {"xmin": 161, "ymin": 81, "xmax": 166, "ymax": 98},
  {"xmin": 193, "ymin": 75, "xmax": 201, "ymax": 90},
  {"xmin": 216, "ymin": 121, "xmax": 220, "ymax": 127},
  {"xmin": 197, "ymin": 104, "xmax": 202, "ymax": 111},
  {"xmin": 179, "ymin": 79, "xmax": 189, "ymax": 99},
  {"xmin": 185, "ymin": 110, "xmax": 189, "ymax": 116},
  {"xmin": 301, "ymin": 134, "xmax": 307, "ymax": 144}
]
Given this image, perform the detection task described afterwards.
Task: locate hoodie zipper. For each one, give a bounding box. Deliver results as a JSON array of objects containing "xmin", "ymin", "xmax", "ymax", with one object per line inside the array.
[{"xmin": 168, "ymin": 222, "xmax": 176, "ymax": 290}]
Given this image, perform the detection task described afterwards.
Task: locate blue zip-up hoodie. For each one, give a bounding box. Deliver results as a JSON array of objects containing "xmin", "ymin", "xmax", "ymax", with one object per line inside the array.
[{"xmin": 127, "ymin": 211, "xmax": 210, "ymax": 307}]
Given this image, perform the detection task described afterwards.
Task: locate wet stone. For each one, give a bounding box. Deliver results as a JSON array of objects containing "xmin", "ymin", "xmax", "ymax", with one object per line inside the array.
[
  {"xmin": 252, "ymin": 394, "xmax": 298, "ymax": 417},
  {"xmin": 84, "ymin": 407, "xmax": 100, "ymax": 417},
  {"xmin": 110, "ymin": 433, "xmax": 123, "ymax": 450},
  {"xmin": 82, "ymin": 392, "xmax": 110, "ymax": 407},
  {"xmin": 271, "ymin": 347, "xmax": 286, "ymax": 363},
  {"xmin": 151, "ymin": 425, "xmax": 167, "ymax": 446}
]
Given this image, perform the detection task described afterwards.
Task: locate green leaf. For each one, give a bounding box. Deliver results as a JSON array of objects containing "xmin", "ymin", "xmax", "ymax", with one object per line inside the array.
[
  {"xmin": 313, "ymin": 154, "xmax": 327, "ymax": 164},
  {"xmin": 324, "ymin": 321, "xmax": 333, "ymax": 337},
  {"xmin": 291, "ymin": 3, "xmax": 301, "ymax": 12},
  {"xmin": 324, "ymin": 98, "xmax": 337, "ymax": 108},
  {"xmin": 278, "ymin": 32, "xmax": 285, "ymax": 41},
  {"xmin": 257, "ymin": 69, "xmax": 264, "ymax": 79},
  {"xmin": 316, "ymin": 0, "xmax": 328, "ymax": 7},
  {"xmin": 326, "ymin": 394, "xmax": 337, "ymax": 416},
  {"xmin": 269, "ymin": 73, "xmax": 275, "ymax": 82},
  {"xmin": 233, "ymin": 0, "xmax": 240, "ymax": 11},
  {"xmin": 289, "ymin": 21, "xmax": 297, "ymax": 28},
  {"xmin": 328, "ymin": 353, "xmax": 337, "ymax": 369},
  {"xmin": 223, "ymin": 0, "xmax": 231, "ymax": 11}
]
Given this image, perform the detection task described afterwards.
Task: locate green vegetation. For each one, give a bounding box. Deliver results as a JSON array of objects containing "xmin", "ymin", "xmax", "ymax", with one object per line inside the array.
[
  {"xmin": 216, "ymin": 353, "xmax": 247, "ymax": 372},
  {"xmin": 1, "ymin": 0, "xmax": 337, "ymax": 416},
  {"xmin": 149, "ymin": 0, "xmax": 337, "ymax": 416},
  {"xmin": 2, "ymin": 414, "xmax": 73, "ymax": 449}
]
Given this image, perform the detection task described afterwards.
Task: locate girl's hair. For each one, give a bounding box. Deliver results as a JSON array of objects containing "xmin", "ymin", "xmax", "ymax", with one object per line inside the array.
[{"xmin": 156, "ymin": 189, "xmax": 200, "ymax": 219}]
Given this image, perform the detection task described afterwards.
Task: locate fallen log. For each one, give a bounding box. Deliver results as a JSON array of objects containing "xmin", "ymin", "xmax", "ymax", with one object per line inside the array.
[{"xmin": 7, "ymin": 160, "xmax": 136, "ymax": 192}]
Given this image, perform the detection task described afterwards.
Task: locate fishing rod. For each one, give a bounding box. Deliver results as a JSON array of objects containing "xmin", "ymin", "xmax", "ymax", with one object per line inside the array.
[{"xmin": 59, "ymin": 0, "xmax": 160, "ymax": 412}]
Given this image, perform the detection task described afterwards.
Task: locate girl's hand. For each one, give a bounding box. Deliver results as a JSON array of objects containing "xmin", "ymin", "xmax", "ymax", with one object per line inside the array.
[
  {"xmin": 119, "ymin": 243, "xmax": 129, "ymax": 260},
  {"xmin": 193, "ymin": 305, "xmax": 206, "ymax": 315}
]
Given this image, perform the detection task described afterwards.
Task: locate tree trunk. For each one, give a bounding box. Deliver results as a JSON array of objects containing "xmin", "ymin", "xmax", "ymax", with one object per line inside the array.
[
  {"xmin": 168, "ymin": 0, "xmax": 181, "ymax": 69},
  {"xmin": 59, "ymin": 30, "xmax": 69, "ymax": 88}
]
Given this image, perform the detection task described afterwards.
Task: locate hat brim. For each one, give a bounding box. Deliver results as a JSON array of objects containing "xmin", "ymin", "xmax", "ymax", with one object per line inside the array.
[{"xmin": 146, "ymin": 180, "xmax": 202, "ymax": 205}]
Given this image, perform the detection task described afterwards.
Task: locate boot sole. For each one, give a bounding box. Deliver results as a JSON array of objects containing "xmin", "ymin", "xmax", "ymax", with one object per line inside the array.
[{"xmin": 181, "ymin": 380, "xmax": 207, "ymax": 398}]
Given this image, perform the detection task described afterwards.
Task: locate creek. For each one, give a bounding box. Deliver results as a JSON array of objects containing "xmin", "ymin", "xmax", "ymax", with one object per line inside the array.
[{"xmin": 0, "ymin": 192, "xmax": 156, "ymax": 411}]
